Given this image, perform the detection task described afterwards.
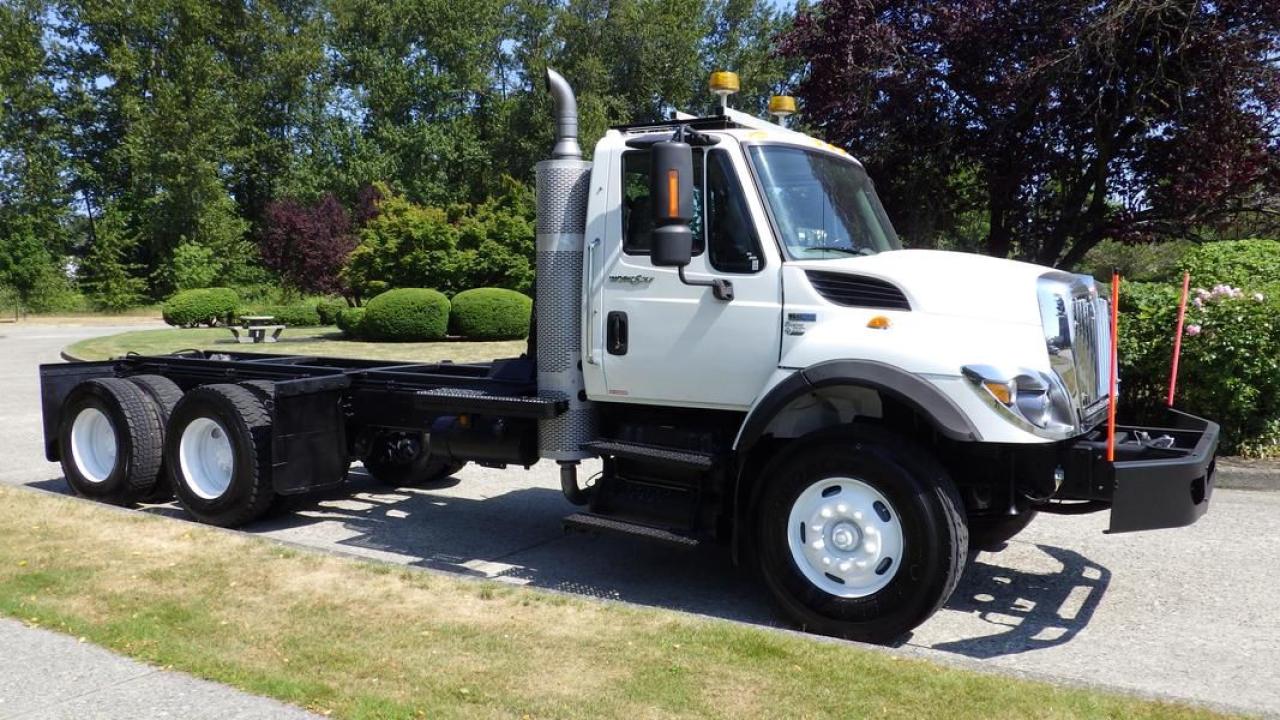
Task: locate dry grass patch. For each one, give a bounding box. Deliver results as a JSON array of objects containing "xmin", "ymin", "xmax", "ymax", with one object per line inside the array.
[{"xmin": 0, "ymin": 487, "xmax": 1233, "ymax": 720}]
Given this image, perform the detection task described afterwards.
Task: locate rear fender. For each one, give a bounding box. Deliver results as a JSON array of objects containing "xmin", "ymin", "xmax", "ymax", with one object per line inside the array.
[{"xmin": 39, "ymin": 361, "xmax": 120, "ymax": 461}]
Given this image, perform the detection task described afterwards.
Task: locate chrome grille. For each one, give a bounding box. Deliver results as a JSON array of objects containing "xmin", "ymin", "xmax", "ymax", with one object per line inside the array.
[
  {"xmin": 1038, "ymin": 273, "xmax": 1111, "ymax": 430},
  {"xmin": 1069, "ymin": 294, "xmax": 1110, "ymax": 419}
]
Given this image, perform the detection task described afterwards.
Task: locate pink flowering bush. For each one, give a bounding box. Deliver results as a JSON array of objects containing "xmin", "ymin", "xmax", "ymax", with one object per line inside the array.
[{"xmin": 1119, "ymin": 280, "xmax": 1280, "ymax": 455}]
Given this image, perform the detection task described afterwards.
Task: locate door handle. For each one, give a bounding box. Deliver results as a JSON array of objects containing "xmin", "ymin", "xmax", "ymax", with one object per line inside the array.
[{"xmin": 606, "ymin": 311, "xmax": 628, "ymax": 355}]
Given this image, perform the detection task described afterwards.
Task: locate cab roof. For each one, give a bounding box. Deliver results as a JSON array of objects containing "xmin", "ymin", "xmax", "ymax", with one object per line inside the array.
[{"xmin": 606, "ymin": 107, "xmax": 862, "ymax": 167}]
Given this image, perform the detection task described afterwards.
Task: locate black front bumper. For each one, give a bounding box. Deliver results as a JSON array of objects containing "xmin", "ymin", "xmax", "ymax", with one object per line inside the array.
[{"xmin": 1058, "ymin": 409, "xmax": 1219, "ymax": 533}]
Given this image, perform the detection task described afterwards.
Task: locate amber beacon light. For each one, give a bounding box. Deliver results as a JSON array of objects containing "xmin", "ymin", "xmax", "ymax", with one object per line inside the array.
[
  {"xmin": 768, "ymin": 95, "xmax": 797, "ymax": 126},
  {"xmin": 709, "ymin": 71, "xmax": 740, "ymax": 111}
]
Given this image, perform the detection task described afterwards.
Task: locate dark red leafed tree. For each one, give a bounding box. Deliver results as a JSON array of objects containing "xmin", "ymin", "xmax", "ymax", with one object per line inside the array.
[
  {"xmin": 779, "ymin": 0, "xmax": 1280, "ymax": 267},
  {"xmin": 259, "ymin": 194, "xmax": 356, "ymax": 295}
]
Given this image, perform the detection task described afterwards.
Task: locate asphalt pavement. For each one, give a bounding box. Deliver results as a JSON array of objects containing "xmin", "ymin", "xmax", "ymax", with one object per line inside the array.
[
  {"xmin": 0, "ymin": 322, "xmax": 323, "ymax": 719},
  {"xmin": 3, "ymin": 322, "xmax": 1278, "ymax": 718}
]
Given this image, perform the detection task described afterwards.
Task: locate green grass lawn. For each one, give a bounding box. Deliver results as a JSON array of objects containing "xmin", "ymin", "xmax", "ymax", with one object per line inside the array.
[
  {"xmin": 0, "ymin": 486, "xmax": 1227, "ymax": 720},
  {"xmin": 65, "ymin": 326, "xmax": 527, "ymax": 364}
]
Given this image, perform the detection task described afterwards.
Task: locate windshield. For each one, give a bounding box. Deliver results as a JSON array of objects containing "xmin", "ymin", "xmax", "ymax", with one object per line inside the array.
[{"xmin": 747, "ymin": 145, "xmax": 901, "ymax": 259}]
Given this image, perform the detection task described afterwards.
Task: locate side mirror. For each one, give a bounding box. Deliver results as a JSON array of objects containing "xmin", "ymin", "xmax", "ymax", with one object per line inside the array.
[{"xmin": 649, "ymin": 139, "xmax": 694, "ymax": 267}]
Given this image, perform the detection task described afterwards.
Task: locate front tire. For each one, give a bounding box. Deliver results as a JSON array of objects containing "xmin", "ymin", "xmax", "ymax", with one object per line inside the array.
[
  {"xmin": 165, "ymin": 384, "xmax": 276, "ymax": 527},
  {"xmin": 756, "ymin": 425, "xmax": 967, "ymax": 644}
]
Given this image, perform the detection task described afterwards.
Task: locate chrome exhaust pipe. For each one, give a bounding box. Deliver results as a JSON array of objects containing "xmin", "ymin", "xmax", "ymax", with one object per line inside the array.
[{"xmin": 545, "ymin": 68, "xmax": 581, "ymax": 160}]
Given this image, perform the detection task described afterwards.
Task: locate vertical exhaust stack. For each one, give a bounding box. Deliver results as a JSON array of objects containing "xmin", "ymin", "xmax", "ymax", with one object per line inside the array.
[{"xmin": 535, "ymin": 68, "xmax": 596, "ymax": 463}]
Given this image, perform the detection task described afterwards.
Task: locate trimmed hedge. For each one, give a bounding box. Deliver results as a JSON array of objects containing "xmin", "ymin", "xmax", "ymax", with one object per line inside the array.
[
  {"xmin": 1181, "ymin": 238, "xmax": 1280, "ymax": 289},
  {"xmin": 336, "ymin": 307, "xmax": 366, "ymax": 338},
  {"xmin": 238, "ymin": 303, "xmax": 322, "ymax": 327},
  {"xmin": 362, "ymin": 288, "xmax": 450, "ymax": 341},
  {"xmin": 162, "ymin": 288, "xmax": 239, "ymax": 327},
  {"xmin": 449, "ymin": 288, "xmax": 532, "ymax": 340},
  {"xmin": 315, "ymin": 298, "xmax": 348, "ymax": 325},
  {"xmin": 1120, "ymin": 280, "xmax": 1280, "ymax": 455}
]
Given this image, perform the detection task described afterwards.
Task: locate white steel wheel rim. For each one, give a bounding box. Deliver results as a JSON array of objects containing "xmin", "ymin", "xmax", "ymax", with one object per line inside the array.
[
  {"xmin": 70, "ymin": 407, "xmax": 117, "ymax": 484},
  {"xmin": 787, "ymin": 477, "xmax": 904, "ymax": 598},
  {"xmin": 179, "ymin": 417, "xmax": 235, "ymax": 500}
]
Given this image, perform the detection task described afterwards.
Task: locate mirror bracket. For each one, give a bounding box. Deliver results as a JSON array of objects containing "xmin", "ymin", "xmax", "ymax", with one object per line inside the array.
[{"xmin": 677, "ymin": 266, "xmax": 734, "ymax": 302}]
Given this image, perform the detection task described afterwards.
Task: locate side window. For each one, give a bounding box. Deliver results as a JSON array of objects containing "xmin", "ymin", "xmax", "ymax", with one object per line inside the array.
[
  {"xmin": 621, "ymin": 149, "xmax": 704, "ymax": 255},
  {"xmin": 706, "ymin": 149, "xmax": 764, "ymax": 273}
]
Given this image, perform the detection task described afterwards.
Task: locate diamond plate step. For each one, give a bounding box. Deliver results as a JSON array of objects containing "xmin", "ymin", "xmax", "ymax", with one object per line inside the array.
[{"xmin": 580, "ymin": 440, "xmax": 716, "ymax": 471}]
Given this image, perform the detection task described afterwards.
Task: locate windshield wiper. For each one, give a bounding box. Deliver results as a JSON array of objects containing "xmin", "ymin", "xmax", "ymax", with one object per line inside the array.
[{"xmin": 798, "ymin": 245, "xmax": 874, "ymax": 256}]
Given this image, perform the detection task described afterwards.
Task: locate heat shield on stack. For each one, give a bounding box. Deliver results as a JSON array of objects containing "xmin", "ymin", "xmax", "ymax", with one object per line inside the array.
[{"xmin": 535, "ymin": 158, "xmax": 596, "ymax": 460}]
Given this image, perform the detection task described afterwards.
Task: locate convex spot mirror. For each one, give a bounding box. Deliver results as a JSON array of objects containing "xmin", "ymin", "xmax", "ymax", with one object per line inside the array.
[{"xmin": 649, "ymin": 139, "xmax": 694, "ymax": 267}]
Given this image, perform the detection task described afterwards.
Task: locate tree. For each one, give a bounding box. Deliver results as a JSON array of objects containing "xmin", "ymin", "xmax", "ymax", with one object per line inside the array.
[
  {"xmin": 780, "ymin": 0, "xmax": 1280, "ymax": 266},
  {"xmin": 341, "ymin": 180, "xmax": 536, "ymax": 298},
  {"xmin": 260, "ymin": 194, "xmax": 357, "ymax": 296},
  {"xmin": 79, "ymin": 204, "xmax": 148, "ymax": 310},
  {"xmin": 0, "ymin": 0, "xmax": 74, "ymax": 310}
]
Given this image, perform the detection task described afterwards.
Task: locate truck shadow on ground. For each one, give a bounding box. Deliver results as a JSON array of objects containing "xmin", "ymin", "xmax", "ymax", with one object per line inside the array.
[
  {"xmin": 920, "ymin": 545, "xmax": 1111, "ymax": 658},
  {"xmin": 30, "ymin": 473, "xmax": 1109, "ymax": 658}
]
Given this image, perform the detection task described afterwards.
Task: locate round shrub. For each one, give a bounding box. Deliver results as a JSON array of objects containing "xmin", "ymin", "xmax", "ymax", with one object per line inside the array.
[
  {"xmin": 162, "ymin": 288, "xmax": 239, "ymax": 327},
  {"xmin": 336, "ymin": 307, "xmax": 366, "ymax": 338},
  {"xmin": 315, "ymin": 298, "xmax": 348, "ymax": 325},
  {"xmin": 362, "ymin": 288, "xmax": 450, "ymax": 341},
  {"xmin": 448, "ymin": 288, "xmax": 532, "ymax": 340}
]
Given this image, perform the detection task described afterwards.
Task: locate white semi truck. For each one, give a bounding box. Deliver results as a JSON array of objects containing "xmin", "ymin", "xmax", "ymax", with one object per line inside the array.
[{"xmin": 39, "ymin": 70, "xmax": 1218, "ymax": 643}]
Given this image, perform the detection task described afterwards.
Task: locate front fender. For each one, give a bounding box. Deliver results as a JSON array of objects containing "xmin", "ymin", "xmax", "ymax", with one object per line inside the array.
[
  {"xmin": 734, "ymin": 359, "xmax": 982, "ymax": 454},
  {"xmin": 728, "ymin": 359, "xmax": 983, "ymax": 565}
]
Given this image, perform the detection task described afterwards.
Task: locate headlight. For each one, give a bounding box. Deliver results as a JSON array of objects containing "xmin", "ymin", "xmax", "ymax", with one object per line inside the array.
[{"xmin": 962, "ymin": 364, "xmax": 1075, "ymax": 435}]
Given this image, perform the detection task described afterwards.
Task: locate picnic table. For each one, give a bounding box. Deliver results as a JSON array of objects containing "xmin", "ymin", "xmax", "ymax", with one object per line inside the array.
[{"xmin": 229, "ymin": 315, "xmax": 286, "ymax": 344}]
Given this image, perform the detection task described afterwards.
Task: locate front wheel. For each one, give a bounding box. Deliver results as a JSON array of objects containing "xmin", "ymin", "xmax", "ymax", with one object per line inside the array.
[{"xmin": 756, "ymin": 425, "xmax": 967, "ymax": 644}]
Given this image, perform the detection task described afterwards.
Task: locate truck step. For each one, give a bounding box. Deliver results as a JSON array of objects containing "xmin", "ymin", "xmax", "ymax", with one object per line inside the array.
[
  {"xmin": 413, "ymin": 388, "xmax": 567, "ymax": 419},
  {"xmin": 563, "ymin": 512, "xmax": 700, "ymax": 549},
  {"xmin": 581, "ymin": 440, "xmax": 716, "ymax": 471}
]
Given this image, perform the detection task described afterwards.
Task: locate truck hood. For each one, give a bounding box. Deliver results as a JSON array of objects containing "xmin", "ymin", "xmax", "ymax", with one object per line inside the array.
[{"xmin": 790, "ymin": 249, "xmax": 1052, "ymax": 325}]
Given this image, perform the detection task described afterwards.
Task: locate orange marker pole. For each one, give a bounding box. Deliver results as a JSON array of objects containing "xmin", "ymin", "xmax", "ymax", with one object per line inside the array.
[
  {"xmin": 1106, "ymin": 271, "xmax": 1121, "ymax": 462},
  {"xmin": 1167, "ymin": 271, "xmax": 1191, "ymax": 407}
]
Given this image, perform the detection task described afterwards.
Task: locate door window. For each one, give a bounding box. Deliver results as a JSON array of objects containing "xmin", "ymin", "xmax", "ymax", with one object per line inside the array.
[{"xmin": 705, "ymin": 149, "xmax": 764, "ymax": 274}]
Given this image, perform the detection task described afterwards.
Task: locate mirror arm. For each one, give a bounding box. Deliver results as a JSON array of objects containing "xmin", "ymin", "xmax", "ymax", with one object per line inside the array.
[{"xmin": 677, "ymin": 266, "xmax": 734, "ymax": 302}]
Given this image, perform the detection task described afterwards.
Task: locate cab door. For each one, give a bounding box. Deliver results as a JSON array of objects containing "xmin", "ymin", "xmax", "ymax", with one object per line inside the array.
[{"xmin": 592, "ymin": 141, "xmax": 782, "ymax": 410}]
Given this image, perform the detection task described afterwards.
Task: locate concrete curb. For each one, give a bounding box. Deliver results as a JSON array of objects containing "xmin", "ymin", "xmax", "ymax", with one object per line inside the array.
[{"xmin": 1216, "ymin": 459, "xmax": 1280, "ymax": 492}]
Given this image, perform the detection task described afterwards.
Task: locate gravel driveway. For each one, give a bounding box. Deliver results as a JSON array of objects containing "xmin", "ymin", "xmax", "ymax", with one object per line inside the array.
[{"xmin": 4, "ymin": 322, "xmax": 1278, "ymax": 717}]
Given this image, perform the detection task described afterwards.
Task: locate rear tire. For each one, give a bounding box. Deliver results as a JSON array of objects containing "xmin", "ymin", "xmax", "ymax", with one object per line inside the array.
[
  {"xmin": 755, "ymin": 425, "xmax": 967, "ymax": 644},
  {"xmin": 57, "ymin": 378, "xmax": 164, "ymax": 505},
  {"xmin": 363, "ymin": 431, "xmax": 464, "ymax": 487},
  {"xmin": 128, "ymin": 375, "xmax": 184, "ymax": 502},
  {"xmin": 165, "ymin": 384, "xmax": 276, "ymax": 527}
]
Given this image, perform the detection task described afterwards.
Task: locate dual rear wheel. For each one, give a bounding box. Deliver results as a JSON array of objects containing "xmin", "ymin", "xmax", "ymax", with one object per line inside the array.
[{"xmin": 58, "ymin": 379, "xmax": 279, "ymax": 527}]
